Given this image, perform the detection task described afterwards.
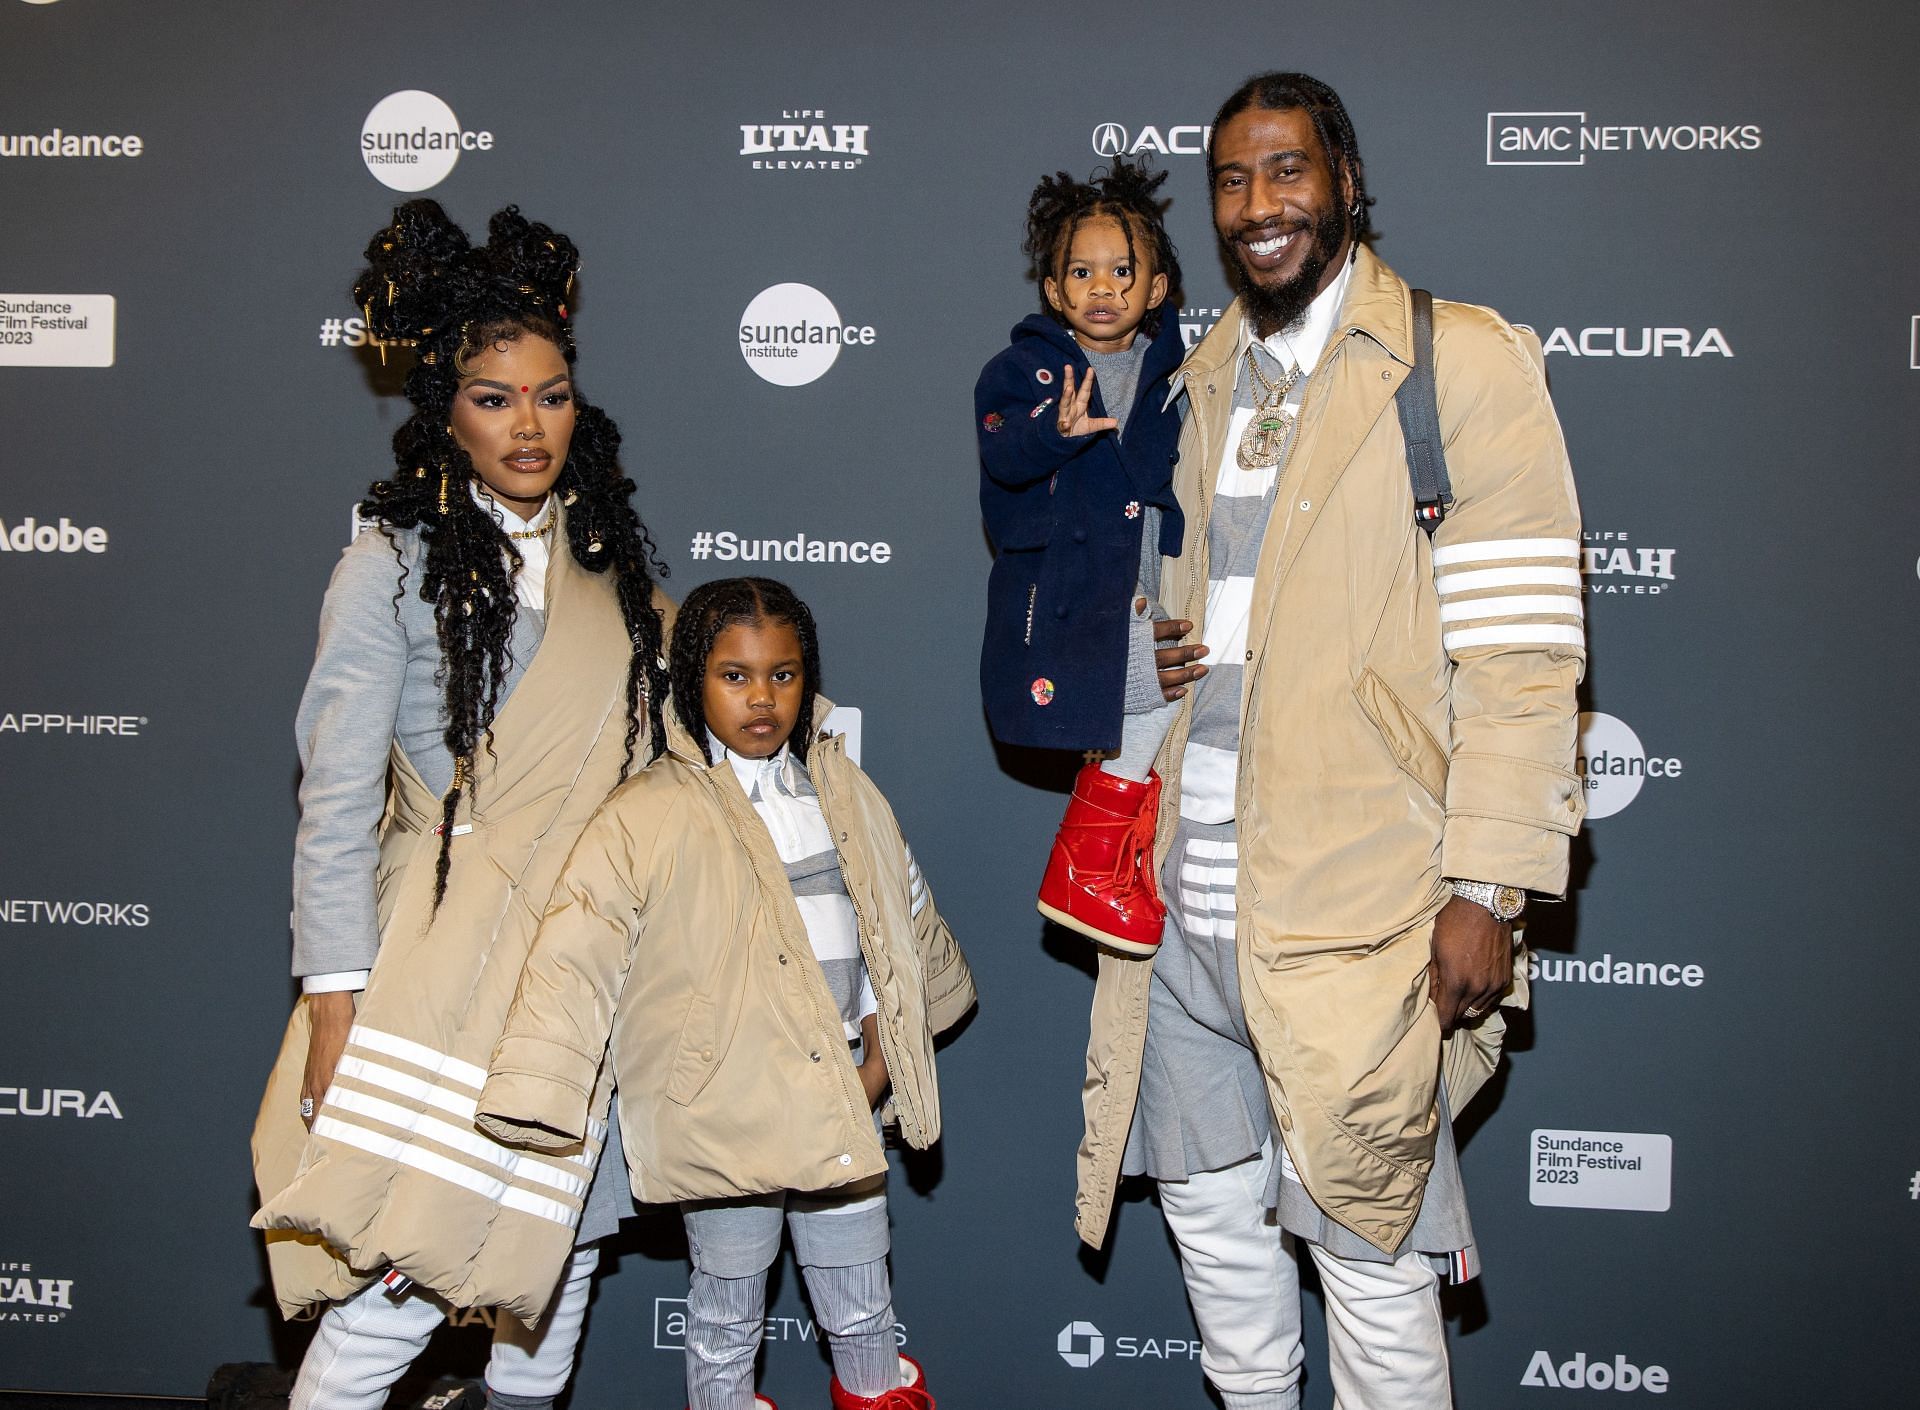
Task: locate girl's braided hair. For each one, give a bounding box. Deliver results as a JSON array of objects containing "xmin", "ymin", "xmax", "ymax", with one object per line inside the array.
[
  {"xmin": 351, "ymin": 198, "xmax": 669, "ymax": 905},
  {"xmin": 668, "ymin": 577, "xmax": 822, "ymax": 768}
]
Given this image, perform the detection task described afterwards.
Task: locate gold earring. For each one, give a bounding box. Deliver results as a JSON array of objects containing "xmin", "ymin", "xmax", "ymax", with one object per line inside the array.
[{"xmin": 437, "ymin": 466, "xmax": 451, "ymax": 516}]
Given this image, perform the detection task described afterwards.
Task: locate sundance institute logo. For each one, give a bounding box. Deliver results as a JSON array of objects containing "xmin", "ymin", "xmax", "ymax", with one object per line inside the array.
[
  {"xmin": 737, "ymin": 283, "xmax": 875, "ymax": 387},
  {"xmin": 360, "ymin": 90, "xmax": 495, "ymax": 192}
]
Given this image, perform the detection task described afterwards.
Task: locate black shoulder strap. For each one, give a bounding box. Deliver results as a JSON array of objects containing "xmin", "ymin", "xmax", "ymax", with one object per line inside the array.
[{"xmin": 1395, "ymin": 288, "xmax": 1453, "ymax": 536}]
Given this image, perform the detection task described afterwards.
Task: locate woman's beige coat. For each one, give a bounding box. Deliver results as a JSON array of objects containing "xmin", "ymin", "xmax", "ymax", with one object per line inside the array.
[
  {"xmin": 1076, "ymin": 248, "xmax": 1585, "ymax": 1256},
  {"xmin": 474, "ymin": 702, "xmax": 975, "ymax": 1314},
  {"xmin": 251, "ymin": 519, "xmax": 671, "ymax": 1319}
]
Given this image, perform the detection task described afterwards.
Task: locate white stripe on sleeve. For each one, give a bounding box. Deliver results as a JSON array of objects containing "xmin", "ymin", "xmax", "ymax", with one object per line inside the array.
[
  {"xmin": 1435, "ymin": 565, "xmax": 1583, "ymax": 596},
  {"xmin": 1438, "ymin": 593, "xmax": 1584, "ymax": 623},
  {"xmin": 1443, "ymin": 623, "xmax": 1586, "ymax": 651},
  {"xmin": 1430, "ymin": 537, "xmax": 1579, "ymax": 567}
]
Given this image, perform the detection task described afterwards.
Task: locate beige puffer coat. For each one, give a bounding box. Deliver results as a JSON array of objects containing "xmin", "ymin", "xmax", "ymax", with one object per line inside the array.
[
  {"xmin": 474, "ymin": 702, "xmax": 975, "ymax": 1317},
  {"xmin": 1076, "ymin": 247, "xmax": 1585, "ymax": 1255}
]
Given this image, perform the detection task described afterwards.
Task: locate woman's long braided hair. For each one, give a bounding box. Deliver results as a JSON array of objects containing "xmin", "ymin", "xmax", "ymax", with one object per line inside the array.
[
  {"xmin": 1023, "ymin": 157, "xmax": 1183, "ymax": 336},
  {"xmin": 352, "ymin": 199, "xmax": 668, "ymax": 905},
  {"xmin": 668, "ymin": 578, "xmax": 822, "ymax": 768}
]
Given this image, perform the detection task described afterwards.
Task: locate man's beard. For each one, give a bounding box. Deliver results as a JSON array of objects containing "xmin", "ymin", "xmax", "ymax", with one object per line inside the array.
[{"xmin": 1227, "ymin": 203, "xmax": 1350, "ymax": 339}]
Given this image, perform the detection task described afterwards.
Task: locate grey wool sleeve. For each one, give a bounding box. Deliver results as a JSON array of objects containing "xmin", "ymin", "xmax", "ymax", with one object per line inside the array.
[{"xmin": 289, "ymin": 534, "xmax": 413, "ymax": 979}]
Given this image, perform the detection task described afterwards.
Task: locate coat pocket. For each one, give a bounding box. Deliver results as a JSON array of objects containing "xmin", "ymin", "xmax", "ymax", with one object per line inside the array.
[
  {"xmin": 664, "ymin": 992, "xmax": 725, "ymax": 1107},
  {"xmin": 1353, "ymin": 668, "xmax": 1449, "ymax": 807}
]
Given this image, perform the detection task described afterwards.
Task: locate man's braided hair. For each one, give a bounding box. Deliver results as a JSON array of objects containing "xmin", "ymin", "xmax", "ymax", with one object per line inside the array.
[{"xmin": 1208, "ymin": 72, "xmax": 1375, "ymax": 245}]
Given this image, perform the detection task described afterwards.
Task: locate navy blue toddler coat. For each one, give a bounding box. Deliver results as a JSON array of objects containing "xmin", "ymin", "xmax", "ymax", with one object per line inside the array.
[{"xmin": 976, "ymin": 310, "xmax": 1186, "ymax": 752}]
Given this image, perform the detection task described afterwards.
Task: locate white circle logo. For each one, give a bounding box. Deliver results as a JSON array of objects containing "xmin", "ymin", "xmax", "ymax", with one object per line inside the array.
[
  {"xmin": 738, "ymin": 283, "xmax": 874, "ymax": 387},
  {"xmin": 1577, "ymin": 711, "xmax": 1683, "ymax": 820},
  {"xmin": 1091, "ymin": 122, "xmax": 1128, "ymax": 157},
  {"xmin": 361, "ymin": 90, "xmax": 485, "ymax": 192},
  {"xmin": 1057, "ymin": 1320, "xmax": 1105, "ymax": 1369}
]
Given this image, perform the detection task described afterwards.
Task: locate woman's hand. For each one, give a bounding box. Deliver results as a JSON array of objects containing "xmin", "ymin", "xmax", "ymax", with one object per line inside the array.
[
  {"xmin": 301, "ymin": 990, "xmax": 356, "ymax": 1128},
  {"xmin": 856, "ymin": 1015, "xmax": 890, "ymax": 1111}
]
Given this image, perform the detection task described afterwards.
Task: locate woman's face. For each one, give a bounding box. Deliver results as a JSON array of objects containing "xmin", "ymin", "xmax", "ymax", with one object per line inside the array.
[{"xmin": 448, "ymin": 331, "xmax": 575, "ymax": 517}]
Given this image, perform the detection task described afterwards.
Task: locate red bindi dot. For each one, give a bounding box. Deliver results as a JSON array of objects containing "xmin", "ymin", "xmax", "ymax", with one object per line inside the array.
[{"xmin": 520, "ymin": 385, "xmax": 529, "ymax": 393}]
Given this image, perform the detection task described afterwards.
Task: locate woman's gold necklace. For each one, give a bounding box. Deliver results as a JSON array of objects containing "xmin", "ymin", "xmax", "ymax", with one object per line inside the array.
[{"xmin": 507, "ymin": 499, "xmax": 556, "ymax": 540}]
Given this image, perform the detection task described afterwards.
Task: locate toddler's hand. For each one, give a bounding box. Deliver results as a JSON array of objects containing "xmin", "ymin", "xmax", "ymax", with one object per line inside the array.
[{"xmin": 1057, "ymin": 365, "xmax": 1119, "ymax": 440}]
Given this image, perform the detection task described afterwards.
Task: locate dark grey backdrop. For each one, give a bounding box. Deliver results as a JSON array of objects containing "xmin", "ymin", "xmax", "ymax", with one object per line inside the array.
[{"xmin": 3, "ymin": 1, "xmax": 1916, "ymax": 1405}]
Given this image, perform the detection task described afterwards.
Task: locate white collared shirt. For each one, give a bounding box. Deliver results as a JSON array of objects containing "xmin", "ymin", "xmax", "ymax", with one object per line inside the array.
[
  {"xmin": 715, "ymin": 738, "xmax": 878, "ymax": 1039},
  {"xmin": 1178, "ymin": 254, "xmax": 1358, "ymax": 825},
  {"xmin": 471, "ymin": 482, "xmax": 553, "ymax": 612}
]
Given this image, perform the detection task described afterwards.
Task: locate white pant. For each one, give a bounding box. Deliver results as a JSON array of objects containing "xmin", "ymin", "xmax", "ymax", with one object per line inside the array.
[
  {"xmin": 1157, "ymin": 1141, "xmax": 1451, "ymax": 1410},
  {"xmin": 290, "ymin": 1246, "xmax": 599, "ymax": 1410}
]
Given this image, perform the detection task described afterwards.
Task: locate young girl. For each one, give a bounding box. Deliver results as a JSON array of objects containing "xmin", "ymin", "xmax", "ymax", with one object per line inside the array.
[
  {"xmin": 250, "ymin": 199, "xmax": 672, "ymax": 1410},
  {"xmin": 475, "ymin": 577, "xmax": 974, "ymax": 1410},
  {"xmin": 974, "ymin": 159, "xmax": 1190, "ymax": 956}
]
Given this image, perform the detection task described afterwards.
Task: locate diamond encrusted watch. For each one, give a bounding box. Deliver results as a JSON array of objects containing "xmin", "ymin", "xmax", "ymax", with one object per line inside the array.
[{"xmin": 1449, "ymin": 879, "xmax": 1526, "ymax": 922}]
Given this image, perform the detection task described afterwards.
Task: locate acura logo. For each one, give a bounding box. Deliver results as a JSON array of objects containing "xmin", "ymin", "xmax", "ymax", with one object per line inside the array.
[{"xmin": 1091, "ymin": 122, "xmax": 1127, "ymax": 157}]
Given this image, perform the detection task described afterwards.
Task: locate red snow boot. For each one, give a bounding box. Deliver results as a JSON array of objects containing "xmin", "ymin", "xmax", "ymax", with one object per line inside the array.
[
  {"xmin": 828, "ymin": 1354, "xmax": 933, "ymax": 1409},
  {"xmin": 1036, "ymin": 763, "xmax": 1165, "ymax": 956}
]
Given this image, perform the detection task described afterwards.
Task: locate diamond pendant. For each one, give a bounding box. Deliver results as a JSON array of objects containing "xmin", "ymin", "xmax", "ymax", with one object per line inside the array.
[{"xmin": 1236, "ymin": 409, "xmax": 1293, "ymax": 472}]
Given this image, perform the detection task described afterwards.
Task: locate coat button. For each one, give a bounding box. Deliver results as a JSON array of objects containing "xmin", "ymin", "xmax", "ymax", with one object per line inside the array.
[
  {"xmin": 778, "ymin": 953, "xmax": 788, "ymax": 965},
  {"xmin": 1072, "ymin": 528, "xmax": 1087, "ymax": 543},
  {"xmin": 1244, "ymin": 650, "xmax": 1253, "ymax": 662},
  {"xmin": 702, "ymin": 1048, "xmax": 713, "ymax": 1062},
  {"xmin": 810, "ymin": 1052, "xmax": 822, "ymax": 1063},
  {"xmin": 839, "ymin": 1153, "xmax": 853, "ymax": 1165},
  {"xmin": 1278, "ymin": 1110, "xmax": 1294, "ymax": 1132},
  {"xmin": 1054, "ymin": 605, "xmax": 1068, "ymax": 619}
]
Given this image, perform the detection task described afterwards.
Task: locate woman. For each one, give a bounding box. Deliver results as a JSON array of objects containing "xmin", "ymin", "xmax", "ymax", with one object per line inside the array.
[{"xmin": 251, "ymin": 199, "xmax": 671, "ymax": 1410}]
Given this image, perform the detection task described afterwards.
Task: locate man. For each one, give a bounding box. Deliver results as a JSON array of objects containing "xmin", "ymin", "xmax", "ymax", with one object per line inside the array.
[{"xmin": 1073, "ymin": 72, "xmax": 1585, "ymax": 1408}]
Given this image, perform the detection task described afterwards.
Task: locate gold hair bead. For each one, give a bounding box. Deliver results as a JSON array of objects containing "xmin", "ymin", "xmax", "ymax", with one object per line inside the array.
[
  {"xmin": 366, "ymin": 301, "xmax": 385, "ymax": 365},
  {"xmin": 437, "ymin": 467, "xmax": 451, "ymax": 516},
  {"xmin": 587, "ymin": 538, "xmax": 603, "ymax": 554}
]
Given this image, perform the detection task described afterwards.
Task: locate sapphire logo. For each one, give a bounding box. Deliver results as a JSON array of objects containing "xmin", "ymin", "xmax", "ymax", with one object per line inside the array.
[{"xmin": 1057, "ymin": 1320, "xmax": 1105, "ymax": 1368}]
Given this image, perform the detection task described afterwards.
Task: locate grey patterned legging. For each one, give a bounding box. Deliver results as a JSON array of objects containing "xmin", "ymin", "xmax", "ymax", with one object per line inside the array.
[{"xmin": 680, "ymin": 1180, "xmax": 897, "ymax": 1409}]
